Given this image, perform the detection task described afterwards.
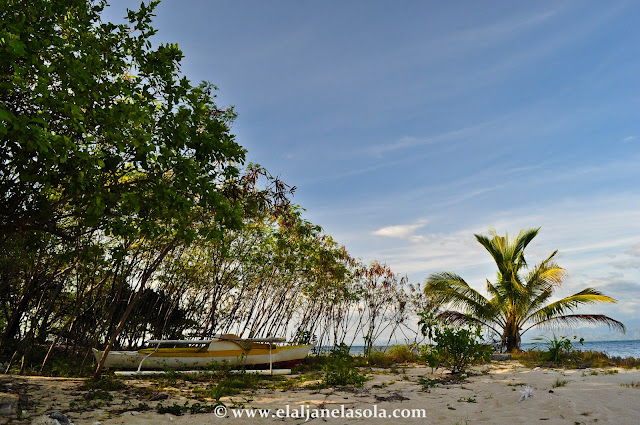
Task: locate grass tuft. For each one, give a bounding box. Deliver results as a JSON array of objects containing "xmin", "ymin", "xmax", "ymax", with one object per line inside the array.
[{"xmin": 552, "ymin": 378, "xmax": 568, "ymax": 388}]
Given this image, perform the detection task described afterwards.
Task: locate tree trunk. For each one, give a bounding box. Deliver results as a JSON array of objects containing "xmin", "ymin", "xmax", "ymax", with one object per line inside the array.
[
  {"xmin": 502, "ymin": 317, "xmax": 521, "ymax": 352},
  {"xmin": 93, "ymin": 241, "xmax": 176, "ymax": 378}
]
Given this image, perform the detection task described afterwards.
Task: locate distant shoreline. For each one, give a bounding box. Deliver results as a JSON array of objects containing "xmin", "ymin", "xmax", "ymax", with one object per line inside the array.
[{"xmin": 338, "ymin": 339, "xmax": 640, "ymax": 359}]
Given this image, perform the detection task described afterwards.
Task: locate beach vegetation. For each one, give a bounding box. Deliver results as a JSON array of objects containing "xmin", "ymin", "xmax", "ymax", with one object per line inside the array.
[
  {"xmin": 533, "ymin": 334, "xmax": 584, "ymax": 362},
  {"xmin": 419, "ymin": 345, "xmax": 441, "ymax": 372},
  {"xmin": 359, "ymin": 344, "xmax": 419, "ymax": 368},
  {"xmin": 387, "ymin": 344, "xmax": 419, "ymax": 363},
  {"xmin": 513, "ymin": 349, "xmax": 640, "ymax": 369},
  {"xmin": 321, "ymin": 344, "xmax": 367, "ymax": 387},
  {"xmin": 423, "ymin": 228, "xmax": 625, "ymax": 352},
  {"xmin": 552, "ymin": 378, "xmax": 568, "ymax": 388},
  {"xmin": 419, "ymin": 323, "xmax": 492, "ymax": 374},
  {"xmin": 620, "ymin": 381, "xmax": 640, "ymax": 388},
  {"xmin": 418, "ymin": 377, "xmax": 437, "ymax": 389}
]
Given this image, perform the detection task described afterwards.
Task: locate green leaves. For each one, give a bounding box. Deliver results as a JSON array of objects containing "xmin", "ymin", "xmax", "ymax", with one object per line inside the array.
[
  {"xmin": 0, "ymin": 31, "xmax": 26, "ymax": 57},
  {"xmin": 425, "ymin": 228, "xmax": 625, "ymax": 352},
  {"xmin": 427, "ymin": 324, "xmax": 492, "ymax": 374},
  {"xmin": 1, "ymin": 0, "xmax": 250, "ymax": 242}
]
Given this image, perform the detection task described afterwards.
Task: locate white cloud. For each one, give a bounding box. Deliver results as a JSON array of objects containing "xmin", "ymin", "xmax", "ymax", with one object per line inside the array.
[{"xmin": 371, "ymin": 219, "xmax": 429, "ymax": 243}]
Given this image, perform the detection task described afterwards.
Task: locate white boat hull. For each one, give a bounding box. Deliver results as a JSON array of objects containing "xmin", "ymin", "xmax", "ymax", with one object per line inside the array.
[{"xmin": 93, "ymin": 341, "xmax": 313, "ymax": 370}]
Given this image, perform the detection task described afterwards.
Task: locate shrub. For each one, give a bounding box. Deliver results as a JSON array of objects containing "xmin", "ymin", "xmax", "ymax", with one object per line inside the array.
[
  {"xmin": 552, "ymin": 378, "xmax": 568, "ymax": 388},
  {"xmin": 533, "ymin": 334, "xmax": 583, "ymax": 362},
  {"xmin": 360, "ymin": 345, "xmax": 419, "ymax": 367},
  {"xmin": 387, "ymin": 345, "xmax": 419, "ymax": 363},
  {"xmin": 419, "ymin": 345, "xmax": 440, "ymax": 372},
  {"xmin": 322, "ymin": 344, "xmax": 367, "ymax": 387},
  {"xmin": 359, "ymin": 350, "xmax": 394, "ymax": 368},
  {"xmin": 429, "ymin": 325, "xmax": 492, "ymax": 374}
]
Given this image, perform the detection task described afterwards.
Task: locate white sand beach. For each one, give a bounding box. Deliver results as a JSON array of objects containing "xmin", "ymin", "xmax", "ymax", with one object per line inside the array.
[{"xmin": 2, "ymin": 362, "xmax": 640, "ymax": 425}]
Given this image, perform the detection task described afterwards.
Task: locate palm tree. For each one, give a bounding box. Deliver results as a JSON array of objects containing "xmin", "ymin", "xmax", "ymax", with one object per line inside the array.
[{"xmin": 424, "ymin": 228, "xmax": 625, "ymax": 352}]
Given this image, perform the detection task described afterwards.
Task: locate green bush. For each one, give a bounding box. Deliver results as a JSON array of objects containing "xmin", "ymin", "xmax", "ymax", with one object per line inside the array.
[
  {"xmin": 428, "ymin": 325, "xmax": 492, "ymax": 374},
  {"xmin": 359, "ymin": 345, "xmax": 419, "ymax": 368},
  {"xmin": 322, "ymin": 344, "xmax": 367, "ymax": 387},
  {"xmin": 360, "ymin": 349, "xmax": 395, "ymax": 368},
  {"xmin": 419, "ymin": 345, "xmax": 440, "ymax": 372},
  {"xmin": 533, "ymin": 334, "xmax": 583, "ymax": 362},
  {"xmin": 388, "ymin": 345, "xmax": 419, "ymax": 363}
]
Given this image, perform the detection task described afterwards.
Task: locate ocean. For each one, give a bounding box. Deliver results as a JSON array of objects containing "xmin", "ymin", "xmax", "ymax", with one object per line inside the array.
[
  {"xmin": 520, "ymin": 339, "xmax": 640, "ymax": 359},
  {"xmin": 340, "ymin": 339, "xmax": 640, "ymax": 359}
]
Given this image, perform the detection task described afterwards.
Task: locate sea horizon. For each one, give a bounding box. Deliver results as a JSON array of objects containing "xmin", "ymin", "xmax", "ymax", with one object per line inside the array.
[{"xmin": 335, "ymin": 339, "xmax": 640, "ymax": 359}]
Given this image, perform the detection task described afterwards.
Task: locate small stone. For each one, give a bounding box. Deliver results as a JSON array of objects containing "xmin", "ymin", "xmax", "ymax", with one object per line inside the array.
[{"xmin": 48, "ymin": 412, "xmax": 72, "ymax": 425}]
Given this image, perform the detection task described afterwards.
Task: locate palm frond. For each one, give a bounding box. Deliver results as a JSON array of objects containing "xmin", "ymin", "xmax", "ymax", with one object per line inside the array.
[
  {"xmin": 516, "ymin": 263, "xmax": 566, "ymax": 316},
  {"xmin": 486, "ymin": 279, "xmax": 501, "ymax": 299},
  {"xmin": 523, "ymin": 314, "xmax": 626, "ymax": 334},
  {"xmin": 513, "ymin": 228, "xmax": 540, "ymax": 261},
  {"xmin": 425, "ymin": 272, "xmax": 495, "ymax": 320},
  {"xmin": 525, "ymin": 263, "xmax": 566, "ymax": 292},
  {"xmin": 525, "ymin": 288, "xmax": 618, "ymax": 325},
  {"xmin": 437, "ymin": 310, "xmax": 502, "ymax": 337},
  {"xmin": 475, "ymin": 233, "xmax": 505, "ymax": 272}
]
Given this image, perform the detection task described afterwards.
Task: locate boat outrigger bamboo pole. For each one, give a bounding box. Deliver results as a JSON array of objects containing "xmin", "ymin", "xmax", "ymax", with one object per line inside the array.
[{"xmin": 137, "ymin": 343, "xmax": 161, "ymax": 373}]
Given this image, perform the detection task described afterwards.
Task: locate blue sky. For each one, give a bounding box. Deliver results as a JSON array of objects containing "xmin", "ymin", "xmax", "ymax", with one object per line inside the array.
[{"xmin": 104, "ymin": 0, "xmax": 640, "ymax": 341}]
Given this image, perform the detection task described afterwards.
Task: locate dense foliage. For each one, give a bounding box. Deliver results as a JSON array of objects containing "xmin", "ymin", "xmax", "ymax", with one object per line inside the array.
[{"xmin": 0, "ymin": 1, "xmax": 415, "ymax": 377}]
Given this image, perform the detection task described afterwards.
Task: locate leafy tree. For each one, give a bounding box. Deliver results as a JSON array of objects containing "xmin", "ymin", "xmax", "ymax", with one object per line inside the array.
[
  {"xmin": 424, "ymin": 228, "xmax": 625, "ymax": 352},
  {"xmin": 1, "ymin": 0, "xmax": 246, "ymax": 242},
  {"xmin": 0, "ymin": 0, "xmax": 299, "ymax": 377}
]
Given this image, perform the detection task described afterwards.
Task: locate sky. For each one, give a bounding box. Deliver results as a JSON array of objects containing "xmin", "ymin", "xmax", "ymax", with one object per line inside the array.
[{"xmin": 103, "ymin": 0, "xmax": 640, "ymax": 341}]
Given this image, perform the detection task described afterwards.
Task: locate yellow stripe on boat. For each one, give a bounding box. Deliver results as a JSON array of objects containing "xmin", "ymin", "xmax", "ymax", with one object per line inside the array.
[{"xmin": 137, "ymin": 344, "xmax": 305, "ymax": 357}]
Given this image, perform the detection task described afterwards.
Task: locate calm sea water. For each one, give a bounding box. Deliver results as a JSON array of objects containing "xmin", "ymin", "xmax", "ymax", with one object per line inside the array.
[
  {"xmin": 338, "ymin": 339, "xmax": 640, "ymax": 359},
  {"xmin": 520, "ymin": 339, "xmax": 640, "ymax": 359}
]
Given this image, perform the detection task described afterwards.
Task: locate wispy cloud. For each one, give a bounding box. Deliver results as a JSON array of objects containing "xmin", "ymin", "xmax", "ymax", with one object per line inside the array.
[
  {"xmin": 368, "ymin": 121, "xmax": 492, "ymax": 156},
  {"xmin": 372, "ymin": 219, "xmax": 430, "ymax": 243},
  {"xmin": 626, "ymin": 243, "xmax": 640, "ymax": 257},
  {"xmin": 612, "ymin": 260, "xmax": 640, "ymax": 270}
]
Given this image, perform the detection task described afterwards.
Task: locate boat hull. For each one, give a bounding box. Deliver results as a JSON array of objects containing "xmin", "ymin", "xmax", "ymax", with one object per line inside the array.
[{"xmin": 93, "ymin": 342, "xmax": 313, "ymax": 370}]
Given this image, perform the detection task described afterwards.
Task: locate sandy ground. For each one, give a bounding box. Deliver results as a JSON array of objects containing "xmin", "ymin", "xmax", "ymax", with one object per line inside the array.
[{"xmin": 1, "ymin": 362, "xmax": 640, "ymax": 425}]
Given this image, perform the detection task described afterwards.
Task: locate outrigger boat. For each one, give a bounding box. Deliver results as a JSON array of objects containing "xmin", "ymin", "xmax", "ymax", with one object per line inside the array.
[{"xmin": 92, "ymin": 334, "xmax": 313, "ymax": 375}]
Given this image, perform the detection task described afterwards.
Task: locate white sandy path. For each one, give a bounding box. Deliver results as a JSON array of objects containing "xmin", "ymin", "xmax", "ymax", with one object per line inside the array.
[{"xmin": 3, "ymin": 364, "xmax": 640, "ymax": 425}]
